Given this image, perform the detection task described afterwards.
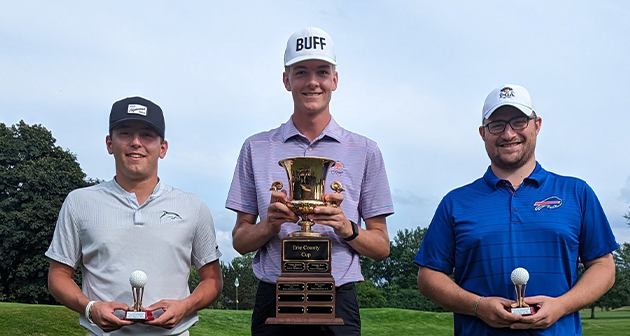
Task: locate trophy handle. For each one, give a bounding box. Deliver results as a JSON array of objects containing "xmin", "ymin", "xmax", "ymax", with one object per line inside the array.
[
  {"xmin": 327, "ymin": 181, "xmax": 344, "ymax": 207},
  {"xmin": 270, "ymin": 180, "xmax": 284, "ymax": 191},
  {"xmin": 331, "ymin": 181, "xmax": 344, "ymax": 193}
]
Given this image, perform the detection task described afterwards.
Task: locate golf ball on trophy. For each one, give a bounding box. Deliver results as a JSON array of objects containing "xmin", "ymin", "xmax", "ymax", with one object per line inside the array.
[
  {"xmin": 129, "ymin": 270, "xmax": 147, "ymax": 288},
  {"xmin": 511, "ymin": 267, "xmax": 529, "ymax": 286}
]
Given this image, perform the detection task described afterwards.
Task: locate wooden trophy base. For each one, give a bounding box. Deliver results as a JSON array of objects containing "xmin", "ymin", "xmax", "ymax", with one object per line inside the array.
[
  {"xmin": 265, "ymin": 274, "xmax": 344, "ymax": 325},
  {"xmin": 265, "ymin": 236, "xmax": 344, "ymax": 326}
]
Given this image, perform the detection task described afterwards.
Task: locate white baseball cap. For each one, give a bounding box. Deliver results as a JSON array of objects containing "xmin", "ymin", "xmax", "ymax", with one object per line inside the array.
[
  {"xmin": 284, "ymin": 27, "xmax": 336, "ymax": 67},
  {"xmin": 482, "ymin": 84, "xmax": 534, "ymax": 120}
]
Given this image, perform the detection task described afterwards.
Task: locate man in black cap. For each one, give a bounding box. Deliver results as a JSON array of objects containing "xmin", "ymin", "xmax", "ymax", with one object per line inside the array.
[{"xmin": 46, "ymin": 97, "xmax": 223, "ymax": 336}]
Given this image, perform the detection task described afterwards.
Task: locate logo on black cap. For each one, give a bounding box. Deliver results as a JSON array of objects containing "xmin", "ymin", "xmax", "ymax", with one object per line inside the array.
[{"xmin": 127, "ymin": 104, "xmax": 147, "ymax": 116}]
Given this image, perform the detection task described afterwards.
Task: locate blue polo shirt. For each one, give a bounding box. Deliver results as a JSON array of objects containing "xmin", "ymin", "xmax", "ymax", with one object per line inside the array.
[{"xmin": 414, "ymin": 162, "xmax": 618, "ymax": 336}]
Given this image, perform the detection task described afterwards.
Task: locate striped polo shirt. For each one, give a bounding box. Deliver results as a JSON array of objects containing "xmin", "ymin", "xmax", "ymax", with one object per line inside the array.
[
  {"xmin": 226, "ymin": 116, "xmax": 394, "ymax": 285},
  {"xmin": 46, "ymin": 179, "xmax": 221, "ymax": 336},
  {"xmin": 414, "ymin": 163, "xmax": 618, "ymax": 336}
]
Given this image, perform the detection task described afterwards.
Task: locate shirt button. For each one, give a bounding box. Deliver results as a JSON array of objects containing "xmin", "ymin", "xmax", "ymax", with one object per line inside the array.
[
  {"xmin": 513, "ymin": 193, "xmax": 517, "ymax": 197},
  {"xmin": 513, "ymin": 207, "xmax": 518, "ymax": 211},
  {"xmin": 307, "ymin": 147, "xmax": 312, "ymax": 151}
]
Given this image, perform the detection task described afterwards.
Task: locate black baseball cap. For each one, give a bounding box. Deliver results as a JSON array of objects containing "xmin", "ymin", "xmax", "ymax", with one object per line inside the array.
[{"xmin": 109, "ymin": 96, "xmax": 165, "ymax": 138}]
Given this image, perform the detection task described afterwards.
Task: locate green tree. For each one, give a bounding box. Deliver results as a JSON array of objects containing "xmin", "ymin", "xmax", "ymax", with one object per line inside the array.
[
  {"xmin": 356, "ymin": 280, "xmax": 386, "ymax": 308},
  {"xmin": 360, "ymin": 227, "xmax": 427, "ymax": 289},
  {"xmin": 0, "ymin": 121, "xmax": 95, "ymax": 303},
  {"xmin": 209, "ymin": 252, "xmax": 258, "ymax": 310},
  {"xmin": 582, "ymin": 242, "xmax": 630, "ymax": 318},
  {"xmin": 359, "ymin": 227, "xmax": 443, "ymax": 310}
]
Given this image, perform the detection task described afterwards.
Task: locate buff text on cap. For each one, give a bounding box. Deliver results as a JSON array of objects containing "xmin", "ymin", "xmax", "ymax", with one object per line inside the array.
[
  {"xmin": 109, "ymin": 96, "xmax": 165, "ymax": 138},
  {"xmin": 284, "ymin": 27, "xmax": 336, "ymax": 67},
  {"xmin": 482, "ymin": 84, "xmax": 534, "ymax": 120}
]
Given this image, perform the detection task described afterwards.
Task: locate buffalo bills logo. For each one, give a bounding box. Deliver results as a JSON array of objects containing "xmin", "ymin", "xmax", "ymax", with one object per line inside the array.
[
  {"xmin": 499, "ymin": 87, "xmax": 515, "ymax": 99},
  {"xmin": 533, "ymin": 196, "xmax": 563, "ymax": 211}
]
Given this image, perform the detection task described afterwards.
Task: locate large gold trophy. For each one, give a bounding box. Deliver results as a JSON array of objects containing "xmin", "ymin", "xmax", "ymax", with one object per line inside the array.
[{"xmin": 265, "ymin": 157, "xmax": 344, "ymax": 325}]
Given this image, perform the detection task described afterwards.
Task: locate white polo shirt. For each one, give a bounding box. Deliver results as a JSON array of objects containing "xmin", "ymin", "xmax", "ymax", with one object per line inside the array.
[{"xmin": 46, "ymin": 179, "xmax": 221, "ymax": 336}]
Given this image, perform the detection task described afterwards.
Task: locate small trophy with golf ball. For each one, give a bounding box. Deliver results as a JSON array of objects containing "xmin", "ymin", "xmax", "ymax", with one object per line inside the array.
[
  {"xmin": 124, "ymin": 270, "xmax": 154, "ymax": 321},
  {"xmin": 509, "ymin": 267, "xmax": 536, "ymax": 315}
]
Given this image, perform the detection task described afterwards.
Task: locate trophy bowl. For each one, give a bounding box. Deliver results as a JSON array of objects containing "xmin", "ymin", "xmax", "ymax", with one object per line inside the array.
[{"xmin": 271, "ymin": 157, "xmax": 343, "ymax": 237}]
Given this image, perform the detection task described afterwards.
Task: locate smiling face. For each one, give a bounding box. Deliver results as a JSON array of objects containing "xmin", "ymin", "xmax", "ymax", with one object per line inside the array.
[
  {"xmin": 106, "ymin": 121, "xmax": 168, "ymax": 185},
  {"xmin": 479, "ymin": 106, "xmax": 541, "ymax": 171},
  {"xmin": 283, "ymin": 59, "xmax": 338, "ymax": 116}
]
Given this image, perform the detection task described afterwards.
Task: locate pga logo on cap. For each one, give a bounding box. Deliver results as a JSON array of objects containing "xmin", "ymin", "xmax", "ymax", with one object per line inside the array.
[
  {"xmin": 127, "ymin": 104, "xmax": 147, "ymax": 116},
  {"xmin": 499, "ymin": 87, "xmax": 515, "ymax": 99}
]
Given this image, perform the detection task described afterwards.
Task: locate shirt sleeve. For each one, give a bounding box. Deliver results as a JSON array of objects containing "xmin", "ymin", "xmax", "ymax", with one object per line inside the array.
[
  {"xmin": 578, "ymin": 183, "xmax": 619, "ymax": 262},
  {"xmin": 359, "ymin": 141, "xmax": 394, "ymax": 219},
  {"xmin": 45, "ymin": 192, "xmax": 82, "ymax": 269},
  {"xmin": 225, "ymin": 139, "xmax": 259, "ymax": 216},
  {"xmin": 414, "ymin": 196, "xmax": 455, "ymax": 275},
  {"xmin": 192, "ymin": 200, "xmax": 222, "ymax": 269}
]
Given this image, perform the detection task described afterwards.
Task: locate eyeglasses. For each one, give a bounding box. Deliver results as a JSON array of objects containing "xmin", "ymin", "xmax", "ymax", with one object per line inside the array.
[{"xmin": 483, "ymin": 114, "xmax": 537, "ymax": 134}]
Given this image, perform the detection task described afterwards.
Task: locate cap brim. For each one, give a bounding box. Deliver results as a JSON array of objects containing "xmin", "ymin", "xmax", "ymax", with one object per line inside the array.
[
  {"xmin": 285, "ymin": 55, "xmax": 337, "ymax": 67},
  {"xmin": 483, "ymin": 103, "xmax": 533, "ymax": 120},
  {"xmin": 109, "ymin": 118, "xmax": 164, "ymax": 138}
]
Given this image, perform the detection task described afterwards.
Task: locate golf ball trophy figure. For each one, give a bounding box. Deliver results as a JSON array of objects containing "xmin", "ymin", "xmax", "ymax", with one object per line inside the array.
[
  {"xmin": 265, "ymin": 157, "xmax": 344, "ymax": 326},
  {"xmin": 509, "ymin": 267, "xmax": 536, "ymax": 315},
  {"xmin": 125, "ymin": 270, "xmax": 154, "ymax": 321}
]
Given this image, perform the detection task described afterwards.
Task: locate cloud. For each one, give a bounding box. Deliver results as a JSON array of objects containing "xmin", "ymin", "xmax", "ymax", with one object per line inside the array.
[
  {"xmin": 619, "ymin": 175, "xmax": 630, "ymax": 204},
  {"xmin": 392, "ymin": 189, "xmax": 432, "ymax": 206}
]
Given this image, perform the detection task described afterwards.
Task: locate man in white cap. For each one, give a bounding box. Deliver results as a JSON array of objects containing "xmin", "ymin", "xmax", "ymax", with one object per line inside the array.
[
  {"xmin": 46, "ymin": 96, "xmax": 223, "ymax": 335},
  {"xmin": 414, "ymin": 84, "xmax": 618, "ymax": 335},
  {"xmin": 226, "ymin": 27, "xmax": 394, "ymax": 335}
]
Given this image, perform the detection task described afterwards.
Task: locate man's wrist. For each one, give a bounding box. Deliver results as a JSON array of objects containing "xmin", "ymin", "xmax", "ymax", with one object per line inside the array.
[
  {"xmin": 85, "ymin": 300, "xmax": 97, "ymax": 324},
  {"xmin": 343, "ymin": 221, "xmax": 359, "ymax": 241}
]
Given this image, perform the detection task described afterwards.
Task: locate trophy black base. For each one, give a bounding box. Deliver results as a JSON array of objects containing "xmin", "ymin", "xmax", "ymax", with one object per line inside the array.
[
  {"xmin": 124, "ymin": 310, "xmax": 154, "ymax": 321},
  {"xmin": 508, "ymin": 306, "xmax": 536, "ymax": 315}
]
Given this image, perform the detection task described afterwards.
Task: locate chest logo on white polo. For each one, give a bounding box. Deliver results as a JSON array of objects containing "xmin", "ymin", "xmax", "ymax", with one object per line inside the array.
[
  {"xmin": 160, "ymin": 210, "xmax": 182, "ymax": 220},
  {"xmin": 533, "ymin": 196, "xmax": 563, "ymax": 211}
]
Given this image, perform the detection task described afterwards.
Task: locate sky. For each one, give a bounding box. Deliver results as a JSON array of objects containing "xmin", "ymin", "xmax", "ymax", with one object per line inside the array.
[{"xmin": 2, "ymin": 1, "xmax": 630, "ymax": 262}]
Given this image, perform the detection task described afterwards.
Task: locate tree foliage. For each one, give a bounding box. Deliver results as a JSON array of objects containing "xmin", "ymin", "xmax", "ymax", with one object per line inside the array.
[
  {"xmin": 0, "ymin": 121, "xmax": 95, "ymax": 303},
  {"xmin": 358, "ymin": 226, "xmax": 443, "ymax": 311},
  {"xmin": 582, "ymin": 242, "xmax": 630, "ymax": 318},
  {"xmin": 360, "ymin": 227, "xmax": 427, "ymax": 288},
  {"xmin": 356, "ymin": 280, "xmax": 386, "ymax": 308},
  {"xmin": 191, "ymin": 252, "xmax": 259, "ymax": 310}
]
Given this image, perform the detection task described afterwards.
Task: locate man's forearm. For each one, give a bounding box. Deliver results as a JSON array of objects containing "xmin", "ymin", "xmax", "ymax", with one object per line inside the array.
[
  {"xmin": 417, "ymin": 266, "xmax": 480, "ymax": 315},
  {"xmin": 183, "ymin": 261, "xmax": 223, "ymax": 315},
  {"xmin": 555, "ymin": 253, "xmax": 615, "ymax": 314},
  {"xmin": 232, "ymin": 218, "xmax": 276, "ymax": 255},
  {"xmin": 48, "ymin": 260, "xmax": 90, "ymax": 314}
]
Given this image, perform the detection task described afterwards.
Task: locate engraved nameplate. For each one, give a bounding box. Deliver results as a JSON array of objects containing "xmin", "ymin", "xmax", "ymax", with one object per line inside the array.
[
  {"xmin": 278, "ymin": 283, "xmax": 305, "ymax": 292},
  {"xmin": 307, "ymin": 262, "xmax": 329, "ymax": 272},
  {"xmin": 283, "ymin": 240, "xmax": 330, "ymax": 261},
  {"xmin": 307, "ymin": 282, "xmax": 334, "ymax": 291},
  {"xmin": 283, "ymin": 262, "xmax": 306, "ymax": 272},
  {"xmin": 306, "ymin": 306, "xmax": 334, "ymax": 314}
]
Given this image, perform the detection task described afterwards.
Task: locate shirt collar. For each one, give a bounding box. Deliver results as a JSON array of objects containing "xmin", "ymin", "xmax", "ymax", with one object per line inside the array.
[
  {"xmin": 110, "ymin": 178, "xmax": 164, "ymax": 201},
  {"xmin": 280, "ymin": 115, "xmax": 343, "ymax": 143},
  {"xmin": 483, "ymin": 161, "xmax": 546, "ymax": 189}
]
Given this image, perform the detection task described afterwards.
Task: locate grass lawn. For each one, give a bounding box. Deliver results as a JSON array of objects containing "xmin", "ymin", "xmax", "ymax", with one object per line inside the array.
[
  {"xmin": 1, "ymin": 302, "xmax": 629, "ymax": 335},
  {"xmin": 581, "ymin": 307, "xmax": 630, "ymax": 336}
]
